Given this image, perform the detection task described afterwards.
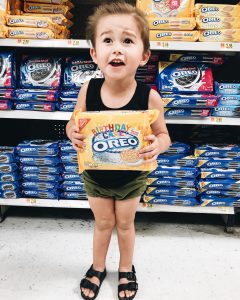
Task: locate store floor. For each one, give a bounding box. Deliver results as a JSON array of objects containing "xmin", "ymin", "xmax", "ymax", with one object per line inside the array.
[{"xmin": 0, "ymin": 207, "xmax": 240, "ymax": 300}]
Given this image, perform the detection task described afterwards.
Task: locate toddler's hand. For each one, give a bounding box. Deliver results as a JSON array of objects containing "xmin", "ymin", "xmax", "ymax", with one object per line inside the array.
[
  {"xmin": 69, "ymin": 124, "xmax": 86, "ymax": 152},
  {"xmin": 139, "ymin": 134, "xmax": 161, "ymax": 164}
]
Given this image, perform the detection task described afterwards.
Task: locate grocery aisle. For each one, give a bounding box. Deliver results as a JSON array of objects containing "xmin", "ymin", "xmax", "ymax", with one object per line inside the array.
[{"xmin": 0, "ymin": 208, "xmax": 240, "ymax": 300}]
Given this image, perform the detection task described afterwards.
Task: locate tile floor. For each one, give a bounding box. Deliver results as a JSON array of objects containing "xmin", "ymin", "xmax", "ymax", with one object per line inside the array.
[{"xmin": 0, "ymin": 207, "xmax": 240, "ymax": 300}]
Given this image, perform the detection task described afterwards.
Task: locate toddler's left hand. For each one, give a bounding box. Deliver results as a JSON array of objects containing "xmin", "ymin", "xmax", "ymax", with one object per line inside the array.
[{"xmin": 139, "ymin": 134, "xmax": 161, "ymax": 164}]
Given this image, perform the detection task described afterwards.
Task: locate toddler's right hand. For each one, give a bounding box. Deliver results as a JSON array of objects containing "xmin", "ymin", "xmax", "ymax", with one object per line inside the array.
[{"xmin": 69, "ymin": 124, "xmax": 86, "ymax": 152}]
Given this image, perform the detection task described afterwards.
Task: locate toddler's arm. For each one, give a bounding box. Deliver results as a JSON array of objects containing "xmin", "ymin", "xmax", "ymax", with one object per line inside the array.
[
  {"xmin": 139, "ymin": 89, "xmax": 171, "ymax": 163},
  {"xmin": 66, "ymin": 81, "xmax": 89, "ymax": 151}
]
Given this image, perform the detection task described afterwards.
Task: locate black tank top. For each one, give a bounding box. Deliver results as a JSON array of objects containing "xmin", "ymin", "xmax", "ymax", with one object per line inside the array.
[{"xmin": 84, "ymin": 78, "xmax": 151, "ymax": 188}]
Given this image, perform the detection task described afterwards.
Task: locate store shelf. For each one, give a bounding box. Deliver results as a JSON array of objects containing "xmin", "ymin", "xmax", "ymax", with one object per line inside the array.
[
  {"xmin": 0, "ymin": 111, "xmax": 239, "ymax": 125},
  {"xmin": 0, "ymin": 39, "xmax": 240, "ymax": 52},
  {"xmin": 0, "ymin": 198, "xmax": 234, "ymax": 214}
]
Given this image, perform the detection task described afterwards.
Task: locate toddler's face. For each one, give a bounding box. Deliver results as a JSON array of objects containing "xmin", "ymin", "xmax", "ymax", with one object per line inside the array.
[{"xmin": 90, "ymin": 14, "xmax": 149, "ymax": 81}]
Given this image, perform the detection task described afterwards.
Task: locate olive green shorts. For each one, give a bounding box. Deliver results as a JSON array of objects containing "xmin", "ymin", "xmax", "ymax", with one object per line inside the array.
[{"xmin": 83, "ymin": 171, "xmax": 148, "ymax": 201}]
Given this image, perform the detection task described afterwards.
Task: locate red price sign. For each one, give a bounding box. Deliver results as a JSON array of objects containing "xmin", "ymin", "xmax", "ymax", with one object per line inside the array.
[
  {"xmin": 156, "ymin": 41, "xmax": 169, "ymax": 48},
  {"xmin": 17, "ymin": 39, "xmax": 30, "ymax": 45}
]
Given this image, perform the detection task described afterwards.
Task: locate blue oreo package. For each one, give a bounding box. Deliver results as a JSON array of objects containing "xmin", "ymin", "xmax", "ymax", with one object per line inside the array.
[
  {"xmin": 22, "ymin": 181, "xmax": 58, "ymax": 190},
  {"xmin": 149, "ymin": 166, "xmax": 198, "ymax": 178},
  {"xmin": 164, "ymin": 108, "xmax": 211, "ymax": 117},
  {"xmin": 0, "ymin": 100, "xmax": 13, "ymax": 110},
  {"xmin": 21, "ymin": 165, "xmax": 62, "ymax": 174},
  {"xmin": 198, "ymin": 179, "xmax": 240, "ymax": 191},
  {"xmin": 198, "ymin": 158, "xmax": 240, "ymax": 169},
  {"xmin": 200, "ymin": 190, "xmax": 240, "ymax": 197},
  {"xmin": 157, "ymin": 61, "xmax": 213, "ymax": 93},
  {"xmin": 22, "ymin": 173, "xmax": 61, "ymax": 182},
  {"xmin": 164, "ymin": 142, "xmax": 191, "ymax": 155},
  {"xmin": 200, "ymin": 168, "xmax": 240, "ymax": 180},
  {"xmin": 0, "ymin": 190, "xmax": 21, "ymax": 199},
  {"xmin": 22, "ymin": 189, "xmax": 59, "ymax": 199},
  {"xmin": 0, "ymin": 181, "xmax": 21, "ymax": 191},
  {"xmin": 60, "ymin": 153, "xmax": 78, "ymax": 164},
  {"xmin": 14, "ymin": 101, "xmax": 56, "ymax": 111},
  {"xmin": 211, "ymin": 106, "xmax": 240, "ymax": 117},
  {"xmin": 60, "ymin": 182, "xmax": 85, "ymax": 192},
  {"xmin": 63, "ymin": 164, "xmax": 79, "ymax": 173},
  {"xmin": 215, "ymin": 82, "xmax": 240, "ymax": 95},
  {"xmin": 62, "ymin": 173, "xmax": 82, "ymax": 181},
  {"xmin": 217, "ymin": 95, "xmax": 240, "ymax": 106},
  {"xmin": 19, "ymin": 156, "xmax": 61, "ymax": 166},
  {"xmin": 200, "ymin": 196, "xmax": 240, "ymax": 207},
  {"xmin": 0, "ymin": 147, "xmax": 16, "ymax": 163},
  {"xmin": 0, "ymin": 163, "xmax": 18, "ymax": 173},
  {"xmin": 59, "ymin": 90, "xmax": 79, "ymax": 100},
  {"xmin": 143, "ymin": 195, "xmax": 199, "ymax": 206},
  {"xmin": 157, "ymin": 155, "xmax": 198, "ymax": 167},
  {"xmin": 17, "ymin": 140, "xmax": 59, "ymax": 157},
  {"xmin": 0, "ymin": 171, "xmax": 21, "ymax": 182},
  {"xmin": 145, "ymin": 186, "xmax": 198, "ymax": 197},
  {"xmin": 60, "ymin": 191, "xmax": 87, "ymax": 200},
  {"xmin": 147, "ymin": 177, "xmax": 196, "ymax": 188},
  {"xmin": 0, "ymin": 52, "xmax": 16, "ymax": 88},
  {"xmin": 14, "ymin": 89, "xmax": 59, "ymax": 102},
  {"xmin": 59, "ymin": 140, "xmax": 75, "ymax": 153},
  {"xmin": 20, "ymin": 56, "xmax": 62, "ymax": 89},
  {"xmin": 195, "ymin": 144, "xmax": 240, "ymax": 158},
  {"xmin": 63, "ymin": 57, "xmax": 102, "ymax": 88},
  {"xmin": 57, "ymin": 101, "xmax": 75, "ymax": 112}
]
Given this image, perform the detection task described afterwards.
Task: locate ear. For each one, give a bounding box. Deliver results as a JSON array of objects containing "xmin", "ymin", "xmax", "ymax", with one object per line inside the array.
[
  {"xmin": 90, "ymin": 48, "xmax": 97, "ymax": 64},
  {"xmin": 139, "ymin": 49, "xmax": 151, "ymax": 67}
]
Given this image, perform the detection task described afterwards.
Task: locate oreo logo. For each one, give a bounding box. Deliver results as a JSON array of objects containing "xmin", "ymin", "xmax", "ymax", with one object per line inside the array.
[
  {"xmin": 203, "ymin": 30, "xmax": 221, "ymax": 37},
  {"xmin": 9, "ymin": 18, "xmax": 24, "ymax": 24},
  {"xmin": 172, "ymin": 65, "xmax": 201, "ymax": 88},
  {"xmin": 201, "ymin": 7, "xmax": 219, "ymax": 13},
  {"xmin": 153, "ymin": 20, "xmax": 168, "ymax": 26},
  {"xmin": 156, "ymin": 32, "xmax": 172, "ymax": 38},
  {"xmin": 26, "ymin": 58, "xmax": 56, "ymax": 83},
  {"xmin": 202, "ymin": 17, "xmax": 220, "ymax": 23}
]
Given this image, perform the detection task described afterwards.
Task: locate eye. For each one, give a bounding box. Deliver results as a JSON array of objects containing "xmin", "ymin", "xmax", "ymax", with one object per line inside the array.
[
  {"xmin": 123, "ymin": 38, "xmax": 133, "ymax": 44},
  {"xmin": 103, "ymin": 38, "xmax": 112, "ymax": 43}
]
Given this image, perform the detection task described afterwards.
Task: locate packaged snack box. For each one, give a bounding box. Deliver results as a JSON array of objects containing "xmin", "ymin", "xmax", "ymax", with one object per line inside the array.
[{"xmin": 74, "ymin": 110, "xmax": 159, "ymax": 172}]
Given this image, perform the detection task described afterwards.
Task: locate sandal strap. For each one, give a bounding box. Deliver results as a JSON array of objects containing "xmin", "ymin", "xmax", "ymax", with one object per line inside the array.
[
  {"xmin": 80, "ymin": 278, "xmax": 99, "ymax": 294},
  {"xmin": 118, "ymin": 282, "xmax": 138, "ymax": 292},
  {"xmin": 119, "ymin": 266, "xmax": 136, "ymax": 281},
  {"xmin": 85, "ymin": 265, "xmax": 106, "ymax": 281}
]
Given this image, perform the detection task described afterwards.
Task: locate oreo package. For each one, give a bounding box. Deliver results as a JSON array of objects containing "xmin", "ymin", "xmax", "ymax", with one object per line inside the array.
[
  {"xmin": 19, "ymin": 156, "xmax": 61, "ymax": 166},
  {"xmin": 198, "ymin": 179, "xmax": 240, "ymax": 191},
  {"xmin": 211, "ymin": 106, "xmax": 240, "ymax": 118},
  {"xmin": 63, "ymin": 57, "xmax": 102, "ymax": 88},
  {"xmin": 0, "ymin": 89, "xmax": 14, "ymax": 99},
  {"xmin": 14, "ymin": 101, "xmax": 56, "ymax": 112},
  {"xmin": 200, "ymin": 196, "xmax": 240, "ymax": 207},
  {"xmin": 22, "ymin": 189, "xmax": 59, "ymax": 199},
  {"xmin": 0, "ymin": 171, "xmax": 21, "ymax": 182},
  {"xmin": 0, "ymin": 147, "xmax": 16, "ymax": 164},
  {"xmin": 61, "ymin": 173, "xmax": 82, "ymax": 181},
  {"xmin": 146, "ymin": 186, "xmax": 197, "ymax": 197},
  {"xmin": 200, "ymin": 168, "xmax": 240, "ymax": 180},
  {"xmin": 59, "ymin": 140, "xmax": 75, "ymax": 153},
  {"xmin": 60, "ymin": 153, "xmax": 78, "ymax": 164},
  {"xmin": 63, "ymin": 164, "xmax": 79, "ymax": 174},
  {"xmin": 22, "ymin": 181, "xmax": 58, "ymax": 190},
  {"xmin": 21, "ymin": 165, "xmax": 62, "ymax": 174},
  {"xmin": 0, "ymin": 163, "xmax": 18, "ymax": 173},
  {"xmin": 217, "ymin": 95, "xmax": 240, "ymax": 106},
  {"xmin": 14, "ymin": 89, "xmax": 59, "ymax": 102},
  {"xmin": 0, "ymin": 100, "xmax": 13, "ymax": 110},
  {"xmin": 149, "ymin": 166, "xmax": 198, "ymax": 178},
  {"xmin": 164, "ymin": 108, "xmax": 211, "ymax": 117},
  {"xmin": 57, "ymin": 101, "xmax": 75, "ymax": 112},
  {"xmin": 60, "ymin": 191, "xmax": 87, "ymax": 200},
  {"xmin": 22, "ymin": 173, "xmax": 61, "ymax": 182},
  {"xmin": 0, "ymin": 181, "xmax": 20, "ymax": 191},
  {"xmin": 59, "ymin": 90, "xmax": 79, "ymax": 100},
  {"xmin": 0, "ymin": 52, "xmax": 16, "ymax": 88},
  {"xmin": 20, "ymin": 56, "xmax": 62, "ymax": 89},
  {"xmin": 157, "ymin": 155, "xmax": 198, "ymax": 167},
  {"xmin": 195, "ymin": 144, "xmax": 240, "ymax": 158},
  {"xmin": 198, "ymin": 158, "xmax": 240, "ymax": 169},
  {"xmin": 164, "ymin": 142, "xmax": 191, "ymax": 155},
  {"xmin": 147, "ymin": 177, "xmax": 196, "ymax": 188},
  {"xmin": 17, "ymin": 140, "xmax": 59, "ymax": 157},
  {"xmin": 215, "ymin": 82, "xmax": 240, "ymax": 95},
  {"xmin": 0, "ymin": 190, "xmax": 21, "ymax": 199},
  {"xmin": 143, "ymin": 195, "xmax": 198, "ymax": 206},
  {"xmin": 164, "ymin": 53, "xmax": 224, "ymax": 65},
  {"xmin": 200, "ymin": 190, "xmax": 240, "ymax": 198},
  {"xmin": 157, "ymin": 61, "xmax": 213, "ymax": 93},
  {"xmin": 162, "ymin": 96, "xmax": 218, "ymax": 107}
]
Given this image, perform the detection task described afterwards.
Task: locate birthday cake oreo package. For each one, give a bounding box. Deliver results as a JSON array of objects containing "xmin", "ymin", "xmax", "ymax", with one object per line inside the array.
[
  {"xmin": 74, "ymin": 110, "xmax": 159, "ymax": 172},
  {"xmin": 157, "ymin": 61, "xmax": 213, "ymax": 93},
  {"xmin": 20, "ymin": 56, "xmax": 62, "ymax": 89}
]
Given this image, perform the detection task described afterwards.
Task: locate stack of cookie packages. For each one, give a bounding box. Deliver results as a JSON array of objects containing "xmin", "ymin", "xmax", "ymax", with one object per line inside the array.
[{"xmin": 3, "ymin": 0, "xmax": 74, "ymax": 40}]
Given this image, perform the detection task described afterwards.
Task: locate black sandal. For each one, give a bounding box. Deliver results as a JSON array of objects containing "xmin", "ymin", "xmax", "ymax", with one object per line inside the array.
[
  {"xmin": 80, "ymin": 265, "xmax": 107, "ymax": 300},
  {"xmin": 118, "ymin": 265, "xmax": 138, "ymax": 300}
]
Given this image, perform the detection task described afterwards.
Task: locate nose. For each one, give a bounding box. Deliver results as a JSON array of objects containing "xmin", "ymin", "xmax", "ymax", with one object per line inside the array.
[{"xmin": 112, "ymin": 42, "xmax": 123, "ymax": 55}]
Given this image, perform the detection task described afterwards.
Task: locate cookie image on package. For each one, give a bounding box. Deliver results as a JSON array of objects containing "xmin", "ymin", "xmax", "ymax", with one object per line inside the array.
[
  {"xmin": 157, "ymin": 61, "xmax": 213, "ymax": 93},
  {"xmin": 63, "ymin": 57, "xmax": 102, "ymax": 88},
  {"xmin": 20, "ymin": 56, "xmax": 62, "ymax": 88}
]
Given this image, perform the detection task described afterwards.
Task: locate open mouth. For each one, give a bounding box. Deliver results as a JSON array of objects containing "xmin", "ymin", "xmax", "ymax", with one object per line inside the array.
[{"xmin": 109, "ymin": 59, "xmax": 125, "ymax": 67}]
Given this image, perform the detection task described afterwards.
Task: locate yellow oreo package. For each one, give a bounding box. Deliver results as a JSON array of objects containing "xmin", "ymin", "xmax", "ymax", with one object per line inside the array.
[
  {"xmin": 74, "ymin": 110, "xmax": 159, "ymax": 173},
  {"xmin": 136, "ymin": 0, "xmax": 194, "ymax": 17}
]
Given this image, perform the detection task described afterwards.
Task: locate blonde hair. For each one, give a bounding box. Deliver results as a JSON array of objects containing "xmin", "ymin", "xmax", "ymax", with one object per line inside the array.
[{"xmin": 86, "ymin": 1, "xmax": 150, "ymax": 52}]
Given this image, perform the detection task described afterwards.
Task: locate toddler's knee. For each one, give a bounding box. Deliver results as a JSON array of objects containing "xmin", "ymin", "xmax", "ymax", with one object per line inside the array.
[
  {"xmin": 116, "ymin": 218, "xmax": 133, "ymax": 231},
  {"xmin": 96, "ymin": 216, "xmax": 115, "ymax": 231}
]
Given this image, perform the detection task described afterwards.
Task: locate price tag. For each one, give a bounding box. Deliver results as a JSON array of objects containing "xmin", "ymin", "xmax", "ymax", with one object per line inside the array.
[
  {"xmin": 68, "ymin": 39, "xmax": 80, "ymax": 47},
  {"xmin": 211, "ymin": 117, "xmax": 222, "ymax": 123},
  {"xmin": 26, "ymin": 198, "xmax": 36, "ymax": 204},
  {"xmin": 17, "ymin": 39, "xmax": 30, "ymax": 45},
  {"xmin": 156, "ymin": 41, "xmax": 169, "ymax": 49},
  {"xmin": 142, "ymin": 203, "xmax": 153, "ymax": 208},
  {"xmin": 220, "ymin": 42, "xmax": 233, "ymax": 49}
]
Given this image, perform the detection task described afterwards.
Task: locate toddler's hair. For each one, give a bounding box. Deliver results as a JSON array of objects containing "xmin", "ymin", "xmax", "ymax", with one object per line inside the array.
[{"xmin": 86, "ymin": 1, "xmax": 150, "ymax": 52}]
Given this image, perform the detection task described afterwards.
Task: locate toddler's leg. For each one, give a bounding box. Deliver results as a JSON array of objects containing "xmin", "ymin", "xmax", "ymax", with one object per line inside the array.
[
  {"xmin": 115, "ymin": 196, "xmax": 140, "ymax": 299},
  {"xmin": 81, "ymin": 196, "xmax": 115, "ymax": 299}
]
